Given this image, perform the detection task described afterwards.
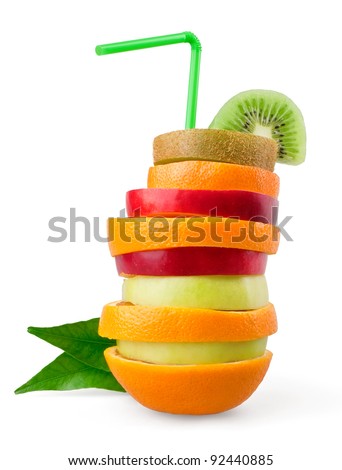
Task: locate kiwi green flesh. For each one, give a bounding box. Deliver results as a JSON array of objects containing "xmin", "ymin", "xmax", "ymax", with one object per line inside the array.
[
  {"xmin": 117, "ymin": 338, "xmax": 268, "ymax": 365},
  {"xmin": 209, "ymin": 89, "xmax": 306, "ymax": 165}
]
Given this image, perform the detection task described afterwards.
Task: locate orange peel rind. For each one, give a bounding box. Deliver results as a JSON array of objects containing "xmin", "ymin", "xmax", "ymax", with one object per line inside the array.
[
  {"xmin": 99, "ymin": 301, "xmax": 277, "ymax": 343},
  {"xmin": 108, "ymin": 217, "xmax": 279, "ymax": 256},
  {"xmin": 148, "ymin": 160, "xmax": 280, "ymax": 198},
  {"xmin": 104, "ymin": 347, "xmax": 273, "ymax": 415}
]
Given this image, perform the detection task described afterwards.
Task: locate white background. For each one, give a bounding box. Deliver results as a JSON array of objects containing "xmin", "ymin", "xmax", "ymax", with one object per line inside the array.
[{"xmin": 1, "ymin": 1, "xmax": 341, "ymax": 469}]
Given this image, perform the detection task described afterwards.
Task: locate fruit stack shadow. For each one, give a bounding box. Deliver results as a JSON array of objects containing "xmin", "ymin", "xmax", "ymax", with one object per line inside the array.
[{"xmin": 99, "ymin": 129, "xmax": 279, "ymax": 415}]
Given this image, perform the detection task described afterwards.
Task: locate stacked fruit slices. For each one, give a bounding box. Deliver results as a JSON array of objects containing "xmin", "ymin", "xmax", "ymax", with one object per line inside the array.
[{"xmin": 99, "ymin": 90, "xmax": 306, "ymax": 415}]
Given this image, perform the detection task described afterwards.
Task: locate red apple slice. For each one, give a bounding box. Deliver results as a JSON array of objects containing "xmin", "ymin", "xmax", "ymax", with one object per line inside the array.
[
  {"xmin": 126, "ymin": 188, "xmax": 278, "ymax": 224},
  {"xmin": 115, "ymin": 247, "xmax": 267, "ymax": 276}
]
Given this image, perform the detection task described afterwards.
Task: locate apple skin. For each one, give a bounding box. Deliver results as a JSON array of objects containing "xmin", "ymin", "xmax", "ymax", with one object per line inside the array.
[
  {"xmin": 115, "ymin": 247, "xmax": 268, "ymax": 276},
  {"xmin": 122, "ymin": 275, "xmax": 268, "ymax": 310},
  {"xmin": 126, "ymin": 188, "xmax": 278, "ymax": 224},
  {"xmin": 117, "ymin": 338, "xmax": 268, "ymax": 365}
]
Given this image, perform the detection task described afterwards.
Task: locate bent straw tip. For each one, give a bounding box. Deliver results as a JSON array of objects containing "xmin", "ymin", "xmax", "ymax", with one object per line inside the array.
[{"xmin": 184, "ymin": 32, "xmax": 202, "ymax": 51}]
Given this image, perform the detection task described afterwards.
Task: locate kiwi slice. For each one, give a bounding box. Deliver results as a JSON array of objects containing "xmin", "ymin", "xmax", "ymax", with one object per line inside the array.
[
  {"xmin": 153, "ymin": 129, "xmax": 278, "ymax": 171},
  {"xmin": 209, "ymin": 90, "xmax": 306, "ymax": 165}
]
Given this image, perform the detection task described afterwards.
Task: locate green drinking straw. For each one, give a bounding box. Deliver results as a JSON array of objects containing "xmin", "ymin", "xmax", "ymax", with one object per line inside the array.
[{"xmin": 95, "ymin": 32, "xmax": 202, "ymax": 129}]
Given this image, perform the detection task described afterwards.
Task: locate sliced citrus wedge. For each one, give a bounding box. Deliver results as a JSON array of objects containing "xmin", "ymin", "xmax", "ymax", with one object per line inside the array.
[
  {"xmin": 104, "ymin": 347, "xmax": 273, "ymax": 415},
  {"xmin": 108, "ymin": 217, "xmax": 279, "ymax": 256},
  {"xmin": 99, "ymin": 302, "xmax": 277, "ymax": 342},
  {"xmin": 148, "ymin": 161, "xmax": 280, "ymax": 198}
]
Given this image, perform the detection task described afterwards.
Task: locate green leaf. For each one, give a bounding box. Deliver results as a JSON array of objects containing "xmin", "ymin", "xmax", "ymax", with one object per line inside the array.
[
  {"xmin": 15, "ymin": 352, "xmax": 125, "ymax": 394},
  {"xmin": 28, "ymin": 318, "xmax": 115, "ymax": 371}
]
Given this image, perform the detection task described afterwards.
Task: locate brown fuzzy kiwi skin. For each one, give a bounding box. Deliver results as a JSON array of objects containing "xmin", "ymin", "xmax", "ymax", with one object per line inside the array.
[{"xmin": 153, "ymin": 129, "xmax": 278, "ymax": 172}]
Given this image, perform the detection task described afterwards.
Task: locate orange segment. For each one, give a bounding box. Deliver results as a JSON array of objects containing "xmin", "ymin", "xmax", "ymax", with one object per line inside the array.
[
  {"xmin": 108, "ymin": 217, "xmax": 279, "ymax": 256},
  {"xmin": 148, "ymin": 161, "xmax": 280, "ymax": 198},
  {"xmin": 104, "ymin": 347, "xmax": 273, "ymax": 415},
  {"xmin": 99, "ymin": 302, "xmax": 277, "ymax": 342}
]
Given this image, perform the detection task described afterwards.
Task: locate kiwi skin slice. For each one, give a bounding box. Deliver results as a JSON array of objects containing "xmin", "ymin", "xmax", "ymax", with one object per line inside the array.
[
  {"xmin": 209, "ymin": 89, "xmax": 306, "ymax": 165},
  {"xmin": 153, "ymin": 129, "xmax": 278, "ymax": 171}
]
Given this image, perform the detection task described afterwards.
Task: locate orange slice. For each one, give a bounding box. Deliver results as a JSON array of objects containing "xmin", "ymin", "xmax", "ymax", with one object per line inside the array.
[
  {"xmin": 104, "ymin": 347, "xmax": 273, "ymax": 415},
  {"xmin": 99, "ymin": 301, "xmax": 277, "ymax": 342},
  {"xmin": 107, "ymin": 217, "xmax": 279, "ymax": 256},
  {"xmin": 148, "ymin": 160, "xmax": 280, "ymax": 198}
]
